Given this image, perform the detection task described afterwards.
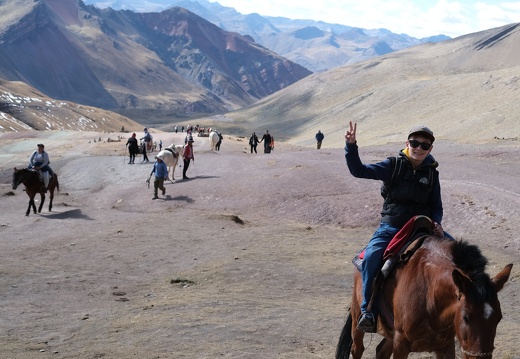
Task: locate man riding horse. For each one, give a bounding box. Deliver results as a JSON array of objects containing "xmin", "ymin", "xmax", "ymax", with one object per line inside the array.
[
  {"xmin": 28, "ymin": 143, "xmax": 54, "ymax": 193},
  {"xmin": 140, "ymin": 127, "xmax": 153, "ymax": 152}
]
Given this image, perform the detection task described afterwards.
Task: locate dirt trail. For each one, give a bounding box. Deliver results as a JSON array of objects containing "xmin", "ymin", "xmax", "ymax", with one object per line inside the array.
[{"xmin": 0, "ymin": 131, "xmax": 518, "ymax": 358}]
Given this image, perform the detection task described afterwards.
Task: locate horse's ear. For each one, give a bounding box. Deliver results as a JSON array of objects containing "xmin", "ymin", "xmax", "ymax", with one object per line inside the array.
[
  {"xmin": 452, "ymin": 269, "xmax": 473, "ymax": 294},
  {"xmin": 491, "ymin": 263, "xmax": 513, "ymax": 293}
]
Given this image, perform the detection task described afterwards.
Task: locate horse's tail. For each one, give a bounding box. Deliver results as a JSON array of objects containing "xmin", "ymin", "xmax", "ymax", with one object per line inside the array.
[
  {"xmin": 335, "ymin": 310, "xmax": 353, "ymax": 359},
  {"xmin": 54, "ymin": 174, "xmax": 60, "ymax": 193}
]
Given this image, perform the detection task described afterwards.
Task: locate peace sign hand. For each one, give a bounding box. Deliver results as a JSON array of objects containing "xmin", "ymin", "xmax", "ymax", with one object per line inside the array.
[{"xmin": 345, "ymin": 121, "xmax": 357, "ymax": 144}]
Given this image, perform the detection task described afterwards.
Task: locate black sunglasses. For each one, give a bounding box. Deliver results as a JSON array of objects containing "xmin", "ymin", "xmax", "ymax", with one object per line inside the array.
[{"xmin": 408, "ymin": 139, "xmax": 432, "ymax": 150}]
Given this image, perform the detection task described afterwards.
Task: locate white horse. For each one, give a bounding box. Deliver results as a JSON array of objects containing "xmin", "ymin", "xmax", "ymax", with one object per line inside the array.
[
  {"xmin": 157, "ymin": 144, "xmax": 183, "ymax": 181},
  {"xmin": 209, "ymin": 131, "xmax": 219, "ymax": 151}
]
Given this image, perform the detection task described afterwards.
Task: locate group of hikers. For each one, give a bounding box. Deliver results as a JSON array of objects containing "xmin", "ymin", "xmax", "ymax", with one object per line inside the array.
[
  {"xmin": 125, "ymin": 127, "xmax": 322, "ymax": 158},
  {"xmin": 124, "ymin": 128, "xmax": 197, "ymax": 199},
  {"xmin": 124, "ymin": 127, "xmax": 153, "ymax": 164},
  {"xmin": 249, "ymin": 129, "xmax": 324, "ymax": 153},
  {"xmin": 122, "ymin": 127, "xmax": 322, "ymax": 198},
  {"xmin": 248, "ymin": 129, "xmax": 275, "ymax": 154}
]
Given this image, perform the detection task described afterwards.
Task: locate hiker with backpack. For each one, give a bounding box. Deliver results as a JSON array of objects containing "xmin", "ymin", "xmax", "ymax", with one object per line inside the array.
[{"xmin": 344, "ymin": 121, "xmax": 453, "ymax": 333}]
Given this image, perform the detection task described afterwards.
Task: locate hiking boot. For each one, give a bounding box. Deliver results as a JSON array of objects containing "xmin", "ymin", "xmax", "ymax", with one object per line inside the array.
[
  {"xmin": 152, "ymin": 195, "xmax": 158, "ymax": 200},
  {"xmin": 357, "ymin": 312, "xmax": 376, "ymax": 333},
  {"xmin": 162, "ymin": 188, "xmax": 166, "ymax": 195}
]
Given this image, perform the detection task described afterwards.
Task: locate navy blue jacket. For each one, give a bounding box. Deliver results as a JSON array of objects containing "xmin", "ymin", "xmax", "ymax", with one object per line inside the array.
[{"xmin": 345, "ymin": 141, "xmax": 443, "ymax": 228}]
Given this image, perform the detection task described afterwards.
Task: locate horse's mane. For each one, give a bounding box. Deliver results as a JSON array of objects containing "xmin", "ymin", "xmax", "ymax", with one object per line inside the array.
[
  {"xmin": 451, "ymin": 240, "xmax": 497, "ymax": 302},
  {"xmin": 451, "ymin": 240, "xmax": 488, "ymax": 275}
]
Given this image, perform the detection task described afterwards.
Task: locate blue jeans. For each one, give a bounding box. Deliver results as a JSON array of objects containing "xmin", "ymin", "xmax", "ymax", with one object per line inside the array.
[
  {"xmin": 361, "ymin": 222, "xmax": 400, "ymax": 314},
  {"xmin": 360, "ymin": 222, "xmax": 455, "ymax": 314}
]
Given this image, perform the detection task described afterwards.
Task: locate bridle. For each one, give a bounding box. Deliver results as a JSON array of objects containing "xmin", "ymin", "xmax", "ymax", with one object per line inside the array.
[
  {"xmin": 12, "ymin": 169, "xmax": 33, "ymax": 190},
  {"xmin": 461, "ymin": 347, "xmax": 493, "ymax": 357}
]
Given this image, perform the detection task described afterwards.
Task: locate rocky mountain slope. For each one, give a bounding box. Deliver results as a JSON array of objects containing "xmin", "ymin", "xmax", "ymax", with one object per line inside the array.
[
  {"xmin": 0, "ymin": 79, "xmax": 141, "ymax": 132},
  {"xmin": 0, "ymin": 0, "xmax": 311, "ymax": 115},
  {"xmin": 195, "ymin": 23, "xmax": 520, "ymax": 147},
  {"xmin": 84, "ymin": 0, "xmax": 450, "ymax": 72}
]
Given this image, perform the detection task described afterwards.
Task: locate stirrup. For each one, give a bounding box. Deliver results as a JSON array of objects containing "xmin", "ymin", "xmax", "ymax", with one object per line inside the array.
[{"xmin": 357, "ymin": 312, "xmax": 377, "ymax": 333}]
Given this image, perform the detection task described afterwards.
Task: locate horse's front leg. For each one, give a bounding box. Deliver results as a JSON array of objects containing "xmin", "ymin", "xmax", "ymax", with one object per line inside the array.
[
  {"xmin": 27, "ymin": 198, "xmax": 36, "ymax": 216},
  {"xmin": 48, "ymin": 190, "xmax": 54, "ymax": 212},
  {"xmin": 38, "ymin": 193, "xmax": 45, "ymax": 213}
]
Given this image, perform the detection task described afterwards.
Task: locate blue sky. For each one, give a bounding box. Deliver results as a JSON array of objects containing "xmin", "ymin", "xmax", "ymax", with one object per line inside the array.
[{"xmin": 212, "ymin": 0, "xmax": 520, "ymax": 38}]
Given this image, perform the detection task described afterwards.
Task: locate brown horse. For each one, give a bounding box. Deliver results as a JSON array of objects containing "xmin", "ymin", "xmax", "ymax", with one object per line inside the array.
[
  {"xmin": 12, "ymin": 168, "xmax": 59, "ymax": 216},
  {"xmin": 336, "ymin": 237, "xmax": 513, "ymax": 359}
]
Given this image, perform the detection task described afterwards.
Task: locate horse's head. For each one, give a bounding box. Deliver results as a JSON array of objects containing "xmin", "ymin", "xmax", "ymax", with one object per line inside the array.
[
  {"xmin": 453, "ymin": 263, "xmax": 513, "ymax": 358},
  {"xmin": 12, "ymin": 167, "xmax": 23, "ymax": 190}
]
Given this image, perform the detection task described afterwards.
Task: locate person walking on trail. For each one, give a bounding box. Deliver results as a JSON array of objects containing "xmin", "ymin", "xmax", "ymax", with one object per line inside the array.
[
  {"xmin": 344, "ymin": 121, "xmax": 452, "ymax": 333},
  {"xmin": 28, "ymin": 143, "xmax": 53, "ymax": 193},
  {"xmin": 249, "ymin": 132, "xmax": 259, "ymax": 153},
  {"xmin": 150, "ymin": 155, "xmax": 168, "ymax": 200},
  {"xmin": 260, "ymin": 130, "xmax": 272, "ymax": 153},
  {"xmin": 125, "ymin": 133, "xmax": 139, "ymax": 164},
  {"xmin": 315, "ymin": 130, "xmax": 324, "ymax": 149},
  {"xmin": 216, "ymin": 131, "xmax": 223, "ymax": 151},
  {"xmin": 182, "ymin": 136, "xmax": 195, "ymax": 179}
]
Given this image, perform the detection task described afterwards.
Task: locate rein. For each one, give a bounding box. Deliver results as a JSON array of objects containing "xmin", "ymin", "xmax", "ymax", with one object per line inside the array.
[{"xmin": 460, "ymin": 347, "xmax": 493, "ymax": 357}]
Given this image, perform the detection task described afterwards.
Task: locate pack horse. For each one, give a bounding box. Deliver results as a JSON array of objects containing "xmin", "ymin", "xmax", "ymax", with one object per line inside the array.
[
  {"xmin": 12, "ymin": 168, "xmax": 60, "ymax": 216},
  {"xmin": 209, "ymin": 131, "xmax": 219, "ymax": 151},
  {"xmin": 156, "ymin": 144, "xmax": 183, "ymax": 181}
]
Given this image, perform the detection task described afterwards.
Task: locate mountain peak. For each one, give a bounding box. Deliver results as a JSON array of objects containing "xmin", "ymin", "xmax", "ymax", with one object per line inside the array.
[
  {"xmin": 0, "ymin": 1, "xmax": 311, "ymax": 116},
  {"xmin": 293, "ymin": 27, "xmax": 324, "ymax": 40}
]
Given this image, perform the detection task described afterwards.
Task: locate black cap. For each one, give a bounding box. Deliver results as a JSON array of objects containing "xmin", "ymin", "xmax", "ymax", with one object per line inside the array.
[{"xmin": 408, "ymin": 125, "xmax": 435, "ymax": 142}]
